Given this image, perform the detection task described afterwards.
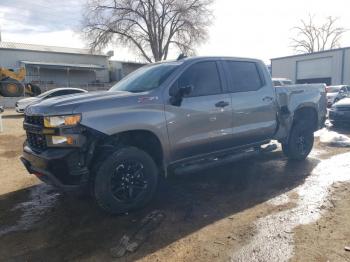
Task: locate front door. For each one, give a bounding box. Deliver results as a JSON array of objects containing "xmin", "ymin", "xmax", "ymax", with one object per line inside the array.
[{"xmin": 165, "ymin": 61, "xmax": 233, "ymax": 162}]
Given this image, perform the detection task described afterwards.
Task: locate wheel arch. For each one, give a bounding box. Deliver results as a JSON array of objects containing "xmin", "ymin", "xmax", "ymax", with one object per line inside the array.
[
  {"xmin": 91, "ymin": 129, "xmax": 166, "ymax": 176},
  {"xmin": 293, "ymin": 106, "xmax": 319, "ymax": 131}
]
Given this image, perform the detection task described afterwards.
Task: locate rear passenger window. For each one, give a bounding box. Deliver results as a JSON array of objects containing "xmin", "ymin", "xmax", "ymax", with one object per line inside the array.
[
  {"xmin": 178, "ymin": 61, "xmax": 222, "ymax": 97},
  {"xmin": 225, "ymin": 61, "xmax": 263, "ymax": 92}
]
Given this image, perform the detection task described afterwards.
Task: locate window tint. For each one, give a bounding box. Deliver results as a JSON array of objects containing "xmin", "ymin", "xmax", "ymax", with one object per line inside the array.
[
  {"xmin": 66, "ymin": 90, "xmax": 84, "ymax": 95},
  {"xmin": 50, "ymin": 90, "xmax": 69, "ymax": 97},
  {"xmin": 178, "ymin": 61, "xmax": 222, "ymax": 97},
  {"xmin": 225, "ymin": 61, "xmax": 263, "ymax": 92}
]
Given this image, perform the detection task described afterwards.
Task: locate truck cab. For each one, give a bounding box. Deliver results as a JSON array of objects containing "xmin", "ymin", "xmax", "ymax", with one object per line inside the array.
[{"xmin": 21, "ymin": 57, "xmax": 326, "ymax": 214}]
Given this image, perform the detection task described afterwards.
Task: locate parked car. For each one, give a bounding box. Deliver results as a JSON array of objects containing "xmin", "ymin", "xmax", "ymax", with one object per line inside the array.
[
  {"xmin": 272, "ymin": 78, "xmax": 293, "ymax": 87},
  {"xmin": 329, "ymin": 97, "xmax": 350, "ymax": 126},
  {"xmin": 21, "ymin": 57, "xmax": 327, "ymax": 214},
  {"xmin": 15, "ymin": 88, "xmax": 87, "ymax": 113},
  {"xmin": 326, "ymin": 85, "xmax": 350, "ymax": 107}
]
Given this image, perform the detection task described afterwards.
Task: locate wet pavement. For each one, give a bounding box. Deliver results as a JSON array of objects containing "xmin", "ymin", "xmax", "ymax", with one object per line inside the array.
[
  {"xmin": 0, "ymin": 116, "xmax": 350, "ymax": 261},
  {"xmin": 231, "ymin": 151, "xmax": 350, "ymax": 261}
]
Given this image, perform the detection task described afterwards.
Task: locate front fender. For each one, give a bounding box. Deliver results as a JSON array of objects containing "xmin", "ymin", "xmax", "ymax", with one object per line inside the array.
[{"xmin": 80, "ymin": 104, "xmax": 171, "ymax": 163}]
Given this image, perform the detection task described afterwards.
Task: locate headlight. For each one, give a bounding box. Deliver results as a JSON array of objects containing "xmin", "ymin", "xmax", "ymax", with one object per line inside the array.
[{"xmin": 44, "ymin": 114, "xmax": 81, "ymax": 128}]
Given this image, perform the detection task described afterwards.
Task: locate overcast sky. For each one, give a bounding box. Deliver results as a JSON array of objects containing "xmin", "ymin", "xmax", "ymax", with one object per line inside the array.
[{"xmin": 1, "ymin": 0, "xmax": 350, "ymax": 63}]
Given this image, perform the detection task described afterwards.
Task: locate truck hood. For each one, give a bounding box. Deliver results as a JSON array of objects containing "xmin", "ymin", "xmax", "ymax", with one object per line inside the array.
[{"xmin": 25, "ymin": 91, "xmax": 135, "ymax": 115}]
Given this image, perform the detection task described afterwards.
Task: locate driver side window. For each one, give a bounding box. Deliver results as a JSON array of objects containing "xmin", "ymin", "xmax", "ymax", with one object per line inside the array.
[{"xmin": 178, "ymin": 61, "xmax": 222, "ymax": 97}]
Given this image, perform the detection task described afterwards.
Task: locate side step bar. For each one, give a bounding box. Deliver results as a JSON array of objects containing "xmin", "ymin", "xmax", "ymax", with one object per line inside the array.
[{"xmin": 172, "ymin": 143, "xmax": 278, "ymax": 175}]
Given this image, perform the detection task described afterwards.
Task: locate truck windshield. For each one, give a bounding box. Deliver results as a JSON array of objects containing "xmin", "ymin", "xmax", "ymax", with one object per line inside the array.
[{"xmin": 109, "ymin": 63, "xmax": 179, "ymax": 93}]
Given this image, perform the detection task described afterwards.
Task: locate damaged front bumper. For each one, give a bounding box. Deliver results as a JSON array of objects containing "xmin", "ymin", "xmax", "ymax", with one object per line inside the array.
[{"xmin": 21, "ymin": 144, "xmax": 89, "ymax": 192}]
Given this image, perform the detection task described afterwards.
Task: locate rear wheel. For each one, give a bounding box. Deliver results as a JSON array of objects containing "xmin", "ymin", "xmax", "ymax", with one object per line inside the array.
[
  {"xmin": 0, "ymin": 80, "xmax": 24, "ymax": 97},
  {"xmin": 282, "ymin": 122, "xmax": 314, "ymax": 160},
  {"xmin": 94, "ymin": 147, "xmax": 158, "ymax": 214}
]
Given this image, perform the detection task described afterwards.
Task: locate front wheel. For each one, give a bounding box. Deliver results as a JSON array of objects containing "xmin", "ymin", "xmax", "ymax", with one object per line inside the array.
[
  {"xmin": 282, "ymin": 123, "xmax": 314, "ymax": 160},
  {"xmin": 0, "ymin": 80, "xmax": 24, "ymax": 97},
  {"xmin": 94, "ymin": 147, "xmax": 158, "ymax": 214}
]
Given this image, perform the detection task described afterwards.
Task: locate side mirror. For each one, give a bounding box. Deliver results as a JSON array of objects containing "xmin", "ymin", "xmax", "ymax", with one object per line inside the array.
[
  {"xmin": 179, "ymin": 85, "xmax": 193, "ymax": 96},
  {"xmin": 169, "ymin": 84, "xmax": 193, "ymax": 97},
  {"xmin": 169, "ymin": 85, "xmax": 193, "ymax": 106}
]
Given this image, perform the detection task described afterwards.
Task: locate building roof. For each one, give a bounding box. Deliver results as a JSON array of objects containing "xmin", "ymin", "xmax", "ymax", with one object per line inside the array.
[
  {"xmin": 21, "ymin": 61, "xmax": 105, "ymax": 70},
  {"xmin": 271, "ymin": 46, "xmax": 350, "ymax": 61},
  {"xmin": 0, "ymin": 41, "xmax": 107, "ymax": 56},
  {"xmin": 110, "ymin": 60, "xmax": 147, "ymax": 65}
]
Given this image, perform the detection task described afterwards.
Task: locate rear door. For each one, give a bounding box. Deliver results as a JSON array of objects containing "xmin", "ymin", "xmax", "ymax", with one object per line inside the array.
[
  {"xmin": 223, "ymin": 60, "xmax": 277, "ymax": 146},
  {"xmin": 166, "ymin": 61, "xmax": 233, "ymax": 161}
]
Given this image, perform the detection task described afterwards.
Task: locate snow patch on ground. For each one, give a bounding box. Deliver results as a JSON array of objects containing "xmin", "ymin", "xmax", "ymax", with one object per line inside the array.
[
  {"xmin": 315, "ymin": 128, "xmax": 350, "ymax": 147},
  {"xmin": 0, "ymin": 185, "xmax": 59, "ymax": 237}
]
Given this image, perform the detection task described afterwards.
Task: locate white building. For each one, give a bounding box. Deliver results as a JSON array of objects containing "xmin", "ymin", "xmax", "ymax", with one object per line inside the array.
[
  {"xmin": 0, "ymin": 42, "xmax": 111, "ymax": 88},
  {"xmin": 271, "ymin": 47, "xmax": 350, "ymax": 86}
]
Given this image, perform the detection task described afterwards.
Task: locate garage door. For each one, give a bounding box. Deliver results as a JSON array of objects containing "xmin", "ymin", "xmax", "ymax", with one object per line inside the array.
[{"xmin": 297, "ymin": 57, "xmax": 332, "ymax": 80}]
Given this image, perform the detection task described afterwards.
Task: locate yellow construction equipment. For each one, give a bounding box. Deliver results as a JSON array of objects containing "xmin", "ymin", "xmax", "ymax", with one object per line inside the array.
[{"xmin": 0, "ymin": 67, "xmax": 41, "ymax": 97}]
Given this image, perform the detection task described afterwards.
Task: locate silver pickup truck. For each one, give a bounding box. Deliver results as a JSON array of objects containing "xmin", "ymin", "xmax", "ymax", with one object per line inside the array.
[{"xmin": 21, "ymin": 57, "xmax": 327, "ymax": 214}]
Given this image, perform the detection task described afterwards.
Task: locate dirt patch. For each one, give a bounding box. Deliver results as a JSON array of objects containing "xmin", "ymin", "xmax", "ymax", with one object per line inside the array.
[
  {"xmin": 0, "ymin": 134, "xmax": 25, "ymax": 150},
  {"xmin": 0, "ymin": 112, "xmax": 38, "ymax": 195},
  {"xmin": 292, "ymin": 182, "xmax": 350, "ymax": 262},
  {"xmin": 0, "ymin": 150, "xmax": 20, "ymax": 158}
]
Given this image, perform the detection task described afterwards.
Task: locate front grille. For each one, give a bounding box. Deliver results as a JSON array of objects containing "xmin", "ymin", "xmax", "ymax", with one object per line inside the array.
[
  {"xmin": 24, "ymin": 115, "xmax": 47, "ymax": 151},
  {"xmin": 336, "ymin": 106, "xmax": 350, "ymax": 112},
  {"xmin": 24, "ymin": 115, "xmax": 44, "ymax": 126},
  {"xmin": 26, "ymin": 132, "xmax": 47, "ymax": 151}
]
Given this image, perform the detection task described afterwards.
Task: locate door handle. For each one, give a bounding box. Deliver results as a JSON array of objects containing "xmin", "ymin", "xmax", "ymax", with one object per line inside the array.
[
  {"xmin": 262, "ymin": 96, "xmax": 273, "ymax": 102},
  {"xmin": 215, "ymin": 101, "xmax": 230, "ymax": 108}
]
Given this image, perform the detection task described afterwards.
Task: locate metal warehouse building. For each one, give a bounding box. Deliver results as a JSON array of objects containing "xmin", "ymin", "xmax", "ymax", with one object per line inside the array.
[
  {"xmin": 271, "ymin": 47, "xmax": 350, "ymax": 86},
  {"xmin": 0, "ymin": 42, "xmax": 111, "ymax": 88}
]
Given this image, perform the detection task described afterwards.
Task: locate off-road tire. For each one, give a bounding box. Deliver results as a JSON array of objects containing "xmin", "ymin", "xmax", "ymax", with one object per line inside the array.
[
  {"xmin": 94, "ymin": 146, "xmax": 158, "ymax": 214},
  {"xmin": 282, "ymin": 122, "xmax": 314, "ymax": 160},
  {"xmin": 0, "ymin": 80, "xmax": 24, "ymax": 97}
]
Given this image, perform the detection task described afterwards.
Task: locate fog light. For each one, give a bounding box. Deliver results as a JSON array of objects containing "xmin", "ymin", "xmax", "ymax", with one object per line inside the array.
[
  {"xmin": 51, "ymin": 135, "xmax": 77, "ymax": 145},
  {"xmin": 47, "ymin": 134, "xmax": 83, "ymax": 147}
]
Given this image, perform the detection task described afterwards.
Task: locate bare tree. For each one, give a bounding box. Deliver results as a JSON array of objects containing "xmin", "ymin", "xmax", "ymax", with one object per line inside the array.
[
  {"xmin": 82, "ymin": 0, "xmax": 214, "ymax": 62},
  {"xmin": 291, "ymin": 15, "xmax": 347, "ymax": 53}
]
